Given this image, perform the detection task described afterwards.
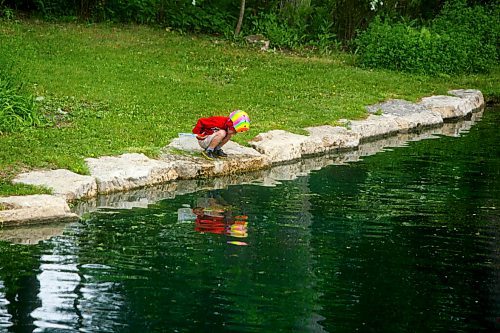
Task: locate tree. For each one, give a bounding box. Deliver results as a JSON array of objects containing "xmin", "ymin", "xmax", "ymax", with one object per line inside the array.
[{"xmin": 235, "ymin": 0, "xmax": 246, "ymax": 36}]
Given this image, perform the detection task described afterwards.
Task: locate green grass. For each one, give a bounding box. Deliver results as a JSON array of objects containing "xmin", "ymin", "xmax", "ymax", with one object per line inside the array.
[{"xmin": 0, "ymin": 19, "xmax": 499, "ymax": 196}]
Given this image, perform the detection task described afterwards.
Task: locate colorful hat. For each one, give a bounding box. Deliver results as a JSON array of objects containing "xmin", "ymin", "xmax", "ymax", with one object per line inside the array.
[{"xmin": 229, "ymin": 110, "xmax": 250, "ymax": 132}]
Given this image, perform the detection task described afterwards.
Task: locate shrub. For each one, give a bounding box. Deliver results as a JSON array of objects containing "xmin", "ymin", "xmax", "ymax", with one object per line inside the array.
[
  {"xmin": 247, "ymin": 12, "xmax": 305, "ymax": 49},
  {"xmin": 162, "ymin": 2, "xmax": 235, "ymax": 35},
  {"xmin": 355, "ymin": 1, "xmax": 499, "ymax": 75},
  {"xmin": 245, "ymin": 6, "xmax": 340, "ymax": 52},
  {"xmin": 432, "ymin": 0, "xmax": 499, "ymax": 72}
]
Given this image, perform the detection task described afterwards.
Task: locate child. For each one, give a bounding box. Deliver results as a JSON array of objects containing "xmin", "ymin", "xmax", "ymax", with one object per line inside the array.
[{"xmin": 192, "ymin": 110, "xmax": 250, "ymax": 160}]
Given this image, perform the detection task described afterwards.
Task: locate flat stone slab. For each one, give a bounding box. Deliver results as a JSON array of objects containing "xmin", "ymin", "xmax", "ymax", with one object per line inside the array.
[
  {"xmin": 169, "ymin": 136, "xmax": 262, "ymax": 156},
  {"xmin": 348, "ymin": 114, "xmax": 401, "ymax": 141},
  {"xmin": 169, "ymin": 134, "xmax": 203, "ymax": 152},
  {"xmin": 249, "ymin": 130, "xmax": 307, "ymax": 163},
  {"xmin": 419, "ymin": 95, "xmax": 472, "ymax": 119},
  {"xmin": 12, "ymin": 169, "xmax": 97, "ymax": 201},
  {"xmin": 448, "ymin": 89, "xmax": 484, "ymax": 110},
  {"xmin": 86, "ymin": 153, "xmax": 178, "ymax": 194},
  {"xmin": 366, "ymin": 99, "xmax": 443, "ymax": 132},
  {"xmin": 0, "ymin": 195, "xmax": 79, "ymax": 226},
  {"xmin": 249, "ymin": 128, "xmax": 359, "ymax": 163},
  {"xmin": 304, "ymin": 125, "xmax": 361, "ymax": 153},
  {"xmin": 162, "ymin": 139, "xmax": 269, "ymax": 179}
]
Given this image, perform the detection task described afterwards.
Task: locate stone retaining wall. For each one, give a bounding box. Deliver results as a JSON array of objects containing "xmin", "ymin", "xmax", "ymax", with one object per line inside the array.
[{"xmin": 0, "ymin": 89, "xmax": 485, "ymax": 227}]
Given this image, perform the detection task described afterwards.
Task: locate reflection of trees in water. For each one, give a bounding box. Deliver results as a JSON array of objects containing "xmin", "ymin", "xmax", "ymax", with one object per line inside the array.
[
  {"xmin": 219, "ymin": 178, "xmax": 326, "ymax": 331},
  {"xmin": 0, "ymin": 280, "xmax": 12, "ymax": 328},
  {"xmin": 0, "ymin": 242, "xmax": 40, "ymax": 331},
  {"xmin": 30, "ymin": 248, "xmax": 127, "ymax": 332},
  {"xmin": 0, "ymin": 232, "xmax": 128, "ymax": 331},
  {"xmin": 306, "ymin": 109, "xmax": 500, "ymax": 332},
  {"xmin": 61, "ymin": 180, "xmax": 326, "ymax": 331}
]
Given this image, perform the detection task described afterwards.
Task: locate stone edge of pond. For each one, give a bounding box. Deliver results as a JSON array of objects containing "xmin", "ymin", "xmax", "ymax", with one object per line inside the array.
[{"xmin": 0, "ymin": 89, "xmax": 485, "ymax": 227}]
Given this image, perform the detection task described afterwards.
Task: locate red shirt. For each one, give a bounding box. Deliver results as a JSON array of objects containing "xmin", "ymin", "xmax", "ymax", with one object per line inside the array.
[{"xmin": 192, "ymin": 116, "xmax": 234, "ymax": 138}]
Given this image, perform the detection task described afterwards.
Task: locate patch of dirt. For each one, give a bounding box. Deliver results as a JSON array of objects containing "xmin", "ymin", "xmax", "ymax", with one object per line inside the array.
[{"xmin": 0, "ymin": 202, "xmax": 18, "ymax": 211}]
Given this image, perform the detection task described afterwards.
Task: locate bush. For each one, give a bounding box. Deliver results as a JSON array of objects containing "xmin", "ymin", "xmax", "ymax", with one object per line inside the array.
[
  {"xmin": 3, "ymin": 0, "xmax": 236, "ymax": 33},
  {"xmin": 162, "ymin": 2, "xmax": 235, "ymax": 35},
  {"xmin": 94, "ymin": 0, "xmax": 236, "ymax": 35},
  {"xmin": 247, "ymin": 12, "xmax": 304, "ymax": 49},
  {"xmin": 355, "ymin": 0, "xmax": 499, "ymax": 75},
  {"xmin": 432, "ymin": 0, "xmax": 499, "ymax": 72},
  {"xmin": 246, "ymin": 7, "xmax": 340, "ymax": 52}
]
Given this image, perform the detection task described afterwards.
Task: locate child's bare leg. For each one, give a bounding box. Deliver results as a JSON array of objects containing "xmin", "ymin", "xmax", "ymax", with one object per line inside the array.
[
  {"xmin": 208, "ymin": 130, "xmax": 227, "ymax": 149},
  {"xmin": 218, "ymin": 131, "xmax": 234, "ymax": 147}
]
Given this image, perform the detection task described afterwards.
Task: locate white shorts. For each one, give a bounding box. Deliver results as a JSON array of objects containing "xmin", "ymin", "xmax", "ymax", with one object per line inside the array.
[{"xmin": 197, "ymin": 132, "xmax": 218, "ymax": 150}]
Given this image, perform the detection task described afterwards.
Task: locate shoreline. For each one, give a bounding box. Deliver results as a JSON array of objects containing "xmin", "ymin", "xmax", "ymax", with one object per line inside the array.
[{"xmin": 0, "ymin": 89, "xmax": 486, "ymax": 228}]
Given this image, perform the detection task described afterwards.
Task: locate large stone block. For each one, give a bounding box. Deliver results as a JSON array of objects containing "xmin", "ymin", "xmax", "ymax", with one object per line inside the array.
[
  {"xmin": 0, "ymin": 195, "xmax": 79, "ymax": 226},
  {"xmin": 366, "ymin": 99, "xmax": 443, "ymax": 132},
  {"xmin": 419, "ymin": 95, "xmax": 472, "ymax": 119},
  {"xmin": 348, "ymin": 114, "xmax": 401, "ymax": 142},
  {"xmin": 249, "ymin": 130, "xmax": 307, "ymax": 164},
  {"xmin": 304, "ymin": 125, "xmax": 361, "ymax": 153},
  {"xmin": 12, "ymin": 169, "xmax": 97, "ymax": 201},
  {"xmin": 448, "ymin": 89, "xmax": 484, "ymax": 111},
  {"xmin": 211, "ymin": 154, "xmax": 269, "ymax": 175},
  {"xmin": 169, "ymin": 135, "xmax": 202, "ymax": 152},
  {"xmin": 161, "ymin": 149, "xmax": 215, "ymax": 179},
  {"xmin": 86, "ymin": 153, "xmax": 178, "ymax": 194},
  {"xmin": 163, "ymin": 140, "xmax": 269, "ymax": 179}
]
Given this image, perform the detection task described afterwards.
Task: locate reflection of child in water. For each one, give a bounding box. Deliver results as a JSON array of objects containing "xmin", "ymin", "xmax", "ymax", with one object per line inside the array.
[
  {"xmin": 193, "ymin": 206, "xmax": 228, "ymax": 235},
  {"xmin": 192, "ymin": 197, "xmax": 248, "ymax": 237}
]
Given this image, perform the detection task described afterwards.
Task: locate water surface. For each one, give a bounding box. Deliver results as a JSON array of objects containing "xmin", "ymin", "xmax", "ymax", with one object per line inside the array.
[{"xmin": 0, "ymin": 108, "xmax": 499, "ymax": 332}]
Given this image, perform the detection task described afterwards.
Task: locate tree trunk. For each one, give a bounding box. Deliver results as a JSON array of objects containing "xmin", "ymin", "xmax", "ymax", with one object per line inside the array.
[{"xmin": 234, "ymin": 0, "xmax": 246, "ymax": 36}]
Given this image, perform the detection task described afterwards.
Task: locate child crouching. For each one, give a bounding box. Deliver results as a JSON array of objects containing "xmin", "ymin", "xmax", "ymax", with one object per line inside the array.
[{"xmin": 192, "ymin": 110, "xmax": 250, "ymax": 160}]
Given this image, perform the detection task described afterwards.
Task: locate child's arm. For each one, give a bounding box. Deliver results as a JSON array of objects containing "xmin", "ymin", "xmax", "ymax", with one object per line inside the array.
[
  {"xmin": 192, "ymin": 118, "xmax": 208, "ymax": 140},
  {"xmin": 192, "ymin": 118, "xmax": 203, "ymax": 134}
]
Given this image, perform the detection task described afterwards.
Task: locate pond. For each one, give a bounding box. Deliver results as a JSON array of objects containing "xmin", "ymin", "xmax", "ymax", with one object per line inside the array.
[{"xmin": 0, "ymin": 107, "xmax": 499, "ymax": 333}]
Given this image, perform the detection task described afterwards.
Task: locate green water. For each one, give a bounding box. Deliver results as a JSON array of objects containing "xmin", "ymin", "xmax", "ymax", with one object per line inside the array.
[{"xmin": 0, "ymin": 108, "xmax": 499, "ymax": 332}]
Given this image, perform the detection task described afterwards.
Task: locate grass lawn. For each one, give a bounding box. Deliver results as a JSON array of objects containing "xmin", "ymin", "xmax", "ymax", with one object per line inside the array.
[{"xmin": 0, "ymin": 19, "xmax": 499, "ymax": 196}]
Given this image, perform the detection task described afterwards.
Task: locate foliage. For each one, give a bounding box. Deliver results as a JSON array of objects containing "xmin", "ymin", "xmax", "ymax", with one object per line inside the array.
[
  {"xmin": 0, "ymin": 0, "xmax": 460, "ymax": 46},
  {"xmin": 0, "ymin": 241, "xmax": 40, "ymax": 299},
  {"xmin": 432, "ymin": 0, "xmax": 499, "ymax": 72},
  {"xmin": 0, "ymin": 59, "xmax": 48, "ymax": 135},
  {"xmin": 161, "ymin": 1, "xmax": 235, "ymax": 35},
  {"xmin": 247, "ymin": 11, "xmax": 304, "ymax": 49},
  {"xmin": 245, "ymin": 6, "xmax": 340, "ymax": 52},
  {"xmin": 4, "ymin": 0, "xmax": 237, "ymax": 33},
  {"xmin": 0, "ymin": 0, "xmax": 15, "ymax": 20},
  {"xmin": 355, "ymin": 0, "xmax": 500, "ymax": 75}
]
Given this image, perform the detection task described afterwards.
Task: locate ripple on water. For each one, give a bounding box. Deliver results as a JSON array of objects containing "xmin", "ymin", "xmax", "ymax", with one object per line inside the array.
[{"xmin": 0, "ymin": 281, "xmax": 12, "ymax": 329}]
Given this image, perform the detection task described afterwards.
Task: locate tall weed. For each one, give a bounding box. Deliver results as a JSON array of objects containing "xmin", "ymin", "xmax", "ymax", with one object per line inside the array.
[{"xmin": 0, "ymin": 64, "xmax": 47, "ymax": 134}]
